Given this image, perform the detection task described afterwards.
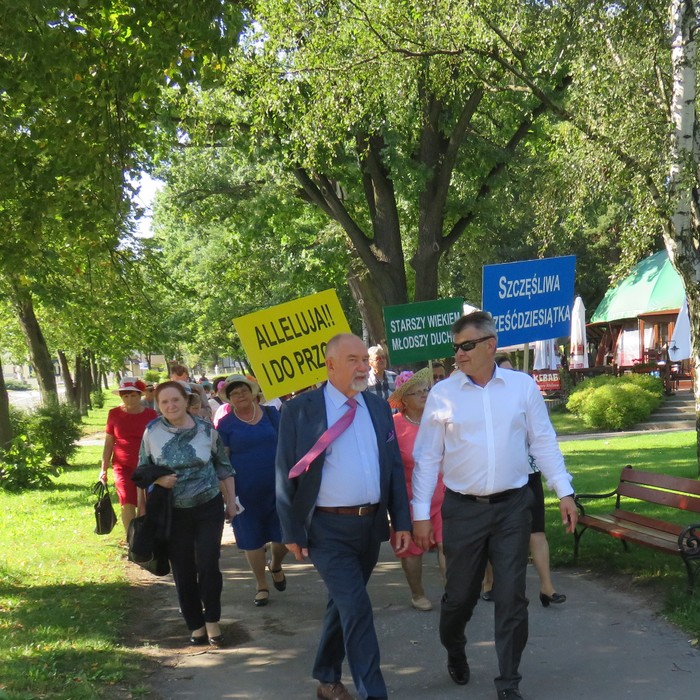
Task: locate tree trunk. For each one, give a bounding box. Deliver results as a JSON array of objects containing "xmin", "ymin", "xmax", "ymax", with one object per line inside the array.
[
  {"xmin": 90, "ymin": 353, "xmax": 99, "ymax": 388},
  {"xmin": 668, "ymin": 0, "xmax": 700, "ymax": 472},
  {"xmin": 74, "ymin": 354, "xmax": 85, "ymax": 416},
  {"xmin": 58, "ymin": 350, "xmax": 78, "ymax": 407},
  {"xmin": 294, "ymin": 134, "xmax": 409, "ymax": 315},
  {"xmin": 347, "ymin": 268, "xmax": 387, "ymax": 345},
  {"xmin": 76, "ymin": 351, "xmax": 92, "ymax": 415},
  {"xmin": 0, "ymin": 356, "xmax": 13, "ymax": 449},
  {"xmin": 80, "ymin": 364, "xmax": 91, "ymax": 416},
  {"xmin": 10, "ymin": 284, "xmax": 57, "ymax": 405}
]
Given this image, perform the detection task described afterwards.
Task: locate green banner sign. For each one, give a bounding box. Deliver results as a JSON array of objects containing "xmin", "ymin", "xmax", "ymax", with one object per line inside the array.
[{"xmin": 383, "ymin": 298, "xmax": 464, "ymax": 365}]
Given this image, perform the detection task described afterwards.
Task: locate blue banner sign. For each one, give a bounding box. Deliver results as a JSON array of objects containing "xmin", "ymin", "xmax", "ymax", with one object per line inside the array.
[{"xmin": 482, "ymin": 256, "xmax": 576, "ymax": 346}]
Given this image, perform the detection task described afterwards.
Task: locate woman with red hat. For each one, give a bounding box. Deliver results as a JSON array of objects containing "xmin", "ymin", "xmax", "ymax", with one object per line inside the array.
[{"xmin": 99, "ymin": 377, "xmax": 158, "ymax": 534}]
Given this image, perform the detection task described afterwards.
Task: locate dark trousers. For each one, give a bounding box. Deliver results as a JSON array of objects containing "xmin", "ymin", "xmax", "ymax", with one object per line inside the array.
[
  {"xmin": 168, "ymin": 493, "xmax": 225, "ymax": 631},
  {"xmin": 308, "ymin": 511, "xmax": 386, "ymax": 700},
  {"xmin": 439, "ymin": 486, "xmax": 533, "ymax": 692}
]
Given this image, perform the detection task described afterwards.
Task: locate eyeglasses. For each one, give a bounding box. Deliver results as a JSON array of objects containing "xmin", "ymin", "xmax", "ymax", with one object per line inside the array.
[
  {"xmin": 228, "ymin": 390, "xmax": 251, "ymax": 399},
  {"xmin": 453, "ymin": 336, "xmax": 494, "ymax": 353},
  {"xmin": 405, "ymin": 388, "xmax": 429, "ymax": 397}
]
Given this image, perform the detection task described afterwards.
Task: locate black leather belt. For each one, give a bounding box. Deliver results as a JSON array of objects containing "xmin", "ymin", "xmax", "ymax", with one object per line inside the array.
[
  {"xmin": 447, "ymin": 486, "xmax": 524, "ymax": 504},
  {"xmin": 315, "ymin": 504, "xmax": 379, "ymax": 516}
]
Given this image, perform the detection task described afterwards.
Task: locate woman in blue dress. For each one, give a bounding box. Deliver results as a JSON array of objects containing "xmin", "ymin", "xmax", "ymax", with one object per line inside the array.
[{"xmin": 217, "ymin": 375, "xmax": 288, "ymax": 606}]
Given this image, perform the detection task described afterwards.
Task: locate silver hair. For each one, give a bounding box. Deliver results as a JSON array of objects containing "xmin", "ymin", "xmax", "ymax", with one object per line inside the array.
[{"xmin": 451, "ymin": 311, "xmax": 498, "ymax": 343}]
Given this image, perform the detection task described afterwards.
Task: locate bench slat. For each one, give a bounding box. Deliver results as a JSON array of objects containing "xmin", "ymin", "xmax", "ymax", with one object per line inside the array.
[
  {"xmin": 611, "ymin": 509, "xmax": 684, "ymax": 537},
  {"xmin": 621, "ymin": 468, "xmax": 700, "ymax": 496},
  {"xmin": 579, "ymin": 514, "xmax": 679, "ymax": 554},
  {"xmin": 617, "ymin": 481, "xmax": 700, "ymax": 513}
]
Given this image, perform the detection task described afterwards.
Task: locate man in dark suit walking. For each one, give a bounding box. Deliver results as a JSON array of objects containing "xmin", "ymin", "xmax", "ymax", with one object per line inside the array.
[{"xmin": 276, "ymin": 333, "xmax": 412, "ymax": 700}]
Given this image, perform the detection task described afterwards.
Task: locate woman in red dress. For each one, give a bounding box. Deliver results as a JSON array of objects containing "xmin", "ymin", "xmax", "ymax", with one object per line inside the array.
[
  {"xmin": 389, "ymin": 367, "xmax": 446, "ymax": 611},
  {"xmin": 99, "ymin": 377, "xmax": 158, "ymax": 534}
]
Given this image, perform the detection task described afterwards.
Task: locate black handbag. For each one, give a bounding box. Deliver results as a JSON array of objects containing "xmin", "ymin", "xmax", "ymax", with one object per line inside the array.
[
  {"xmin": 127, "ymin": 515, "xmax": 170, "ymax": 576},
  {"xmin": 92, "ymin": 480, "xmax": 118, "ymax": 535}
]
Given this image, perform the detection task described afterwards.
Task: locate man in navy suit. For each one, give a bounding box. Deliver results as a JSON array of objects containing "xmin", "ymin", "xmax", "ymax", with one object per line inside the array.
[{"xmin": 276, "ymin": 333, "xmax": 412, "ymax": 700}]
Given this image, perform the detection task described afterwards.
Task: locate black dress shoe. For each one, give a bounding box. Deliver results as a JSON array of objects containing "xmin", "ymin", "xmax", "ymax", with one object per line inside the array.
[
  {"xmin": 269, "ymin": 565, "xmax": 287, "ymax": 592},
  {"xmin": 189, "ymin": 633, "xmax": 208, "ymax": 645},
  {"xmin": 447, "ymin": 658, "xmax": 470, "ymax": 685},
  {"xmin": 208, "ymin": 634, "xmax": 224, "ymax": 648},
  {"xmin": 539, "ymin": 591, "xmax": 566, "ymax": 607},
  {"xmin": 481, "ymin": 590, "xmax": 494, "ymax": 602},
  {"xmin": 497, "ymin": 689, "xmax": 523, "ymax": 699}
]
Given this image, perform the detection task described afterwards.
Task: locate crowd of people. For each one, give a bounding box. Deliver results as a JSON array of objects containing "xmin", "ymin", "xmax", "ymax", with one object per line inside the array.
[{"xmin": 97, "ymin": 312, "xmax": 576, "ymax": 700}]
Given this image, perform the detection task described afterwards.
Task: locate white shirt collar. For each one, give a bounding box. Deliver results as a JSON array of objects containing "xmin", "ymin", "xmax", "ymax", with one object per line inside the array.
[
  {"xmin": 325, "ymin": 381, "xmax": 367, "ymax": 409},
  {"xmin": 458, "ymin": 362, "xmax": 504, "ymax": 388}
]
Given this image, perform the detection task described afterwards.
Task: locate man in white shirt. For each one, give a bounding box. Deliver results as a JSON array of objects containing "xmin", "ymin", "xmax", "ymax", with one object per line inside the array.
[{"xmin": 412, "ymin": 311, "xmax": 577, "ymax": 700}]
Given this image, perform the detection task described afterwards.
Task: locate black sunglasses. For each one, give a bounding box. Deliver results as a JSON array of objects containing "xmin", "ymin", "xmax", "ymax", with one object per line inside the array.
[{"xmin": 453, "ymin": 336, "xmax": 494, "ymax": 353}]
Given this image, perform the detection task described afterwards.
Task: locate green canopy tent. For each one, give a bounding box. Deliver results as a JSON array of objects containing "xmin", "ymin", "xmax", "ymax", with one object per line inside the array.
[
  {"xmin": 590, "ymin": 250, "xmax": 686, "ymax": 368},
  {"xmin": 591, "ymin": 250, "xmax": 685, "ymax": 323}
]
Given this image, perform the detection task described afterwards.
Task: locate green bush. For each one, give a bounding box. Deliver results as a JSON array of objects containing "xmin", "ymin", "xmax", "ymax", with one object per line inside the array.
[
  {"xmin": 90, "ymin": 389, "xmax": 105, "ymax": 409},
  {"xmin": 565, "ymin": 382, "xmax": 597, "ymax": 416},
  {"xmin": 26, "ymin": 402, "xmax": 82, "ymax": 466},
  {"xmin": 8, "ymin": 405, "xmax": 30, "ymax": 435},
  {"xmin": 4, "ymin": 379, "xmax": 31, "ymax": 391},
  {"xmin": 624, "ymin": 372, "xmax": 666, "ymax": 398},
  {"xmin": 0, "ymin": 435, "xmax": 53, "ymax": 491},
  {"xmin": 0, "ymin": 403, "xmax": 81, "ymax": 490},
  {"xmin": 566, "ymin": 374, "xmax": 664, "ymax": 430},
  {"xmin": 143, "ymin": 369, "xmax": 160, "ymax": 383}
]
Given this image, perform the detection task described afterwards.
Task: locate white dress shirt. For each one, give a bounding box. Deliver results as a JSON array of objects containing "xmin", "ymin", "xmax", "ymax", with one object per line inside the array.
[
  {"xmin": 316, "ymin": 382, "xmax": 381, "ymax": 507},
  {"xmin": 412, "ymin": 365, "xmax": 573, "ymax": 520}
]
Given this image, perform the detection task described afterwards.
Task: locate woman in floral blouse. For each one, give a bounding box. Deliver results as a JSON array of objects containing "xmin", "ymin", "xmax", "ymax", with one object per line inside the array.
[{"xmin": 136, "ymin": 381, "xmax": 236, "ymax": 647}]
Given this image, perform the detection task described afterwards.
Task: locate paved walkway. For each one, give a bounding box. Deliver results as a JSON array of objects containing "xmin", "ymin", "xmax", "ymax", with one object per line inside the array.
[{"xmin": 134, "ymin": 530, "xmax": 700, "ymax": 700}]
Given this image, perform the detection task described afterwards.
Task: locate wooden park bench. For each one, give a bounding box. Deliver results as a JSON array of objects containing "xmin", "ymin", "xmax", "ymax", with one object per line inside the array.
[{"xmin": 573, "ymin": 466, "xmax": 700, "ymax": 593}]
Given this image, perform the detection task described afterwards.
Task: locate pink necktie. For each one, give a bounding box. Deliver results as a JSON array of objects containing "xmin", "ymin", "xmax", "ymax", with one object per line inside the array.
[{"xmin": 288, "ymin": 398, "xmax": 358, "ymax": 479}]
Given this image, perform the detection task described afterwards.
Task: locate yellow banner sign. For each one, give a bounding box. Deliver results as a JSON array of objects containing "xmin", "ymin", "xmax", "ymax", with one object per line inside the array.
[{"xmin": 233, "ymin": 289, "xmax": 351, "ymax": 399}]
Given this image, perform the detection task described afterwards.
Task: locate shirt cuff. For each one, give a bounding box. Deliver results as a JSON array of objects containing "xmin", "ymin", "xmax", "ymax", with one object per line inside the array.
[
  {"xmin": 411, "ymin": 501, "xmax": 431, "ymax": 521},
  {"xmin": 551, "ymin": 477, "xmax": 575, "ymax": 500}
]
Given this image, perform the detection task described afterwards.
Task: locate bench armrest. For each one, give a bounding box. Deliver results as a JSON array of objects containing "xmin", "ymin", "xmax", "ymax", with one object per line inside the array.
[
  {"xmin": 678, "ymin": 523, "xmax": 700, "ymax": 558},
  {"xmin": 574, "ymin": 489, "xmax": 618, "ymax": 517}
]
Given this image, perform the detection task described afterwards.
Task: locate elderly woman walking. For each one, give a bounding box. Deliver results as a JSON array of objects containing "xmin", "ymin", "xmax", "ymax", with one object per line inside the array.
[
  {"xmin": 99, "ymin": 377, "xmax": 158, "ymax": 535},
  {"xmin": 388, "ymin": 368, "xmax": 446, "ymax": 611},
  {"xmin": 135, "ymin": 380, "xmax": 236, "ymax": 646},
  {"xmin": 217, "ymin": 375, "xmax": 288, "ymax": 607}
]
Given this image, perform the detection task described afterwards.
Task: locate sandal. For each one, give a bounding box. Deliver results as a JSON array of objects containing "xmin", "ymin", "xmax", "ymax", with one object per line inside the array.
[
  {"xmin": 254, "ymin": 588, "xmax": 270, "ymax": 607},
  {"xmin": 268, "ymin": 565, "xmax": 287, "ymax": 592}
]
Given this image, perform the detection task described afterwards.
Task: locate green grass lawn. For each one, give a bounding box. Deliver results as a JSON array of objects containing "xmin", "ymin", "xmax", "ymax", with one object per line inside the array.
[
  {"xmin": 550, "ymin": 430, "xmax": 700, "ymax": 639},
  {"xmin": 0, "ymin": 392, "xmax": 151, "ymax": 699},
  {"xmin": 1, "ymin": 396, "xmax": 699, "ymax": 698},
  {"xmin": 80, "ymin": 390, "xmax": 120, "ymax": 436},
  {"xmin": 548, "ymin": 408, "xmax": 588, "ymax": 435}
]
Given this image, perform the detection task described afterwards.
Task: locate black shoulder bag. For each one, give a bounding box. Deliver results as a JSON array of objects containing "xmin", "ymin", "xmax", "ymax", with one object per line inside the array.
[{"xmin": 92, "ymin": 480, "xmax": 118, "ymax": 535}]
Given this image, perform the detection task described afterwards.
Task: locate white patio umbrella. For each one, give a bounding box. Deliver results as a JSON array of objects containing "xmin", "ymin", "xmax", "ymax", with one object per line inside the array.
[
  {"xmin": 570, "ymin": 296, "xmax": 589, "ymax": 369},
  {"xmin": 533, "ymin": 338, "xmax": 560, "ymax": 370},
  {"xmin": 669, "ymin": 297, "xmax": 691, "ymax": 361}
]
